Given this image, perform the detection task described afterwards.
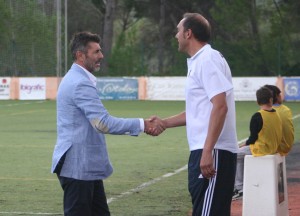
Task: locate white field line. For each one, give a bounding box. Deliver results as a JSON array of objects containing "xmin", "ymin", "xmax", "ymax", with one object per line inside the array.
[
  {"xmin": 9, "ymin": 109, "xmax": 46, "ymax": 116},
  {"xmin": 292, "ymin": 113, "xmax": 300, "ymax": 120},
  {"xmin": 0, "ymin": 113, "xmax": 299, "ymax": 215},
  {"xmin": 0, "ymin": 212, "xmax": 61, "ymax": 215},
  {"xmin": 0, "ymin": 177, "xmax": 56, "ymax": 181},
  {"xmin": 103, "ymin": 113, "xmax": 300, "ymax": 204},
  {"xmin": 107, "ymin": 164, "xmax": 188, "ymax": 204},
  {"xmin": 0, "ymin": 101, "xmax": 45, "ymax": 107},
  {"xmin": 106, "ymin": 137, "xmax": 249, "ymax": 204}
]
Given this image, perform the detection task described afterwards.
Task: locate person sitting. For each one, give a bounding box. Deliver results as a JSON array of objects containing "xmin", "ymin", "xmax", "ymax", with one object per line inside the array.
[
  {"xmin": 232, "ymin": 86, "xmax": 282, "ymax": 200},
  {"xmin": 264, "ymin": 84, "xmax": 294, "ymax": 156}
]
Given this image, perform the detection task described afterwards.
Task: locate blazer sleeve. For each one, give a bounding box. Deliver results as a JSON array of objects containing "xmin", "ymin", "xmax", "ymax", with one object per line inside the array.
[{"xmin": 74, "ymin": 79, "xmax": 142, "ymax": 136}]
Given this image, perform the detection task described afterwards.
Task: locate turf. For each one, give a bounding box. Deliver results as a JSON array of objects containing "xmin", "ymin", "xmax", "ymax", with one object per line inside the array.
[{"xmin": 0, "ymin": 100, "xmax": 299, "ymax": 215}]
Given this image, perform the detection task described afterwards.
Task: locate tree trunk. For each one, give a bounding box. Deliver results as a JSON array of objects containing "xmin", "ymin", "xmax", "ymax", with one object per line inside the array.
[
  {"xmin": 102, "ymin": 0, "xmax": 116, "ymax": 75},
  {"xmin": 249, "ymin": 0, "xmax": 270, "ymax": 75},
  {"xmin": 158, "ymin": 0, "xmax": 165, "ymax": 75}
]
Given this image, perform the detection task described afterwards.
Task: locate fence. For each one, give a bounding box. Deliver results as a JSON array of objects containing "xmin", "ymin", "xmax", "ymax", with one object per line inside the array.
[
  {"xmin": 0, "ymin": 76, "xmax": 299, "ymax": 101},
  {"xmin": 0, "ymin": 0, "xmax": 59, "ymax": 77}
]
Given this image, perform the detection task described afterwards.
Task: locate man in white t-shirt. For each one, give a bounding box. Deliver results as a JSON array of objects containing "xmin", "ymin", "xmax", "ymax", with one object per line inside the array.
[{"xmin": 149, "ymin": 13, "xmax": 238, "ymax": 216}]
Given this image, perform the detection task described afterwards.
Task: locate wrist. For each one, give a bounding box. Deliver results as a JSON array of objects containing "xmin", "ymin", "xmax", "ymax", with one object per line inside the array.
[
  {"xmin": 162, "ymin": 119, "xmax": 168, "ymax": 129},
  {"xmin": 203, "ymin": 147, "xmax": 213, "ymax": 153}
]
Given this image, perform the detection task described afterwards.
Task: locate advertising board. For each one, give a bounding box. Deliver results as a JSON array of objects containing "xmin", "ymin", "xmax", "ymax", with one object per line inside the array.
[
  {"xmin": 97, "ymin": 78, "xmax": 138, "ymax": 100},
  {"xmin": 0, "ymin": 77, "xmax": 11, "ymax": 100},
  {"xmin": 283, "ymin": 77, "xmax": 300, "ymax": 101},
  {"xmin": 19, "ymin": 78, "xmax": 46, "ymax": 100}
]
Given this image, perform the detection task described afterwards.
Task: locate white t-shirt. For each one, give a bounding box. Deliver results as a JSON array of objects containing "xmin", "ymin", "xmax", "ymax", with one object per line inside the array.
[{"xmin": 185, "ymin": 44, "xmax": 238, "ymax": 153}]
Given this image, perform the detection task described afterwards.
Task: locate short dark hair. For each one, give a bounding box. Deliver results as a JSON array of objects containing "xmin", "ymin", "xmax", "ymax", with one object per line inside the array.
[
  {"xmin": 182, "ymin": 13, "xmax": 211, "ymax": 42},
  {"xmin": 264, "ymin": 85, "xmax": 281, "ymax": 104},
  {"xmin": 70, "ymin": 31, "xmax": 101, "ymax": 60},
  {"xmin": 256, "ymin": 86, "xmax": 273, "ymax": 105}
]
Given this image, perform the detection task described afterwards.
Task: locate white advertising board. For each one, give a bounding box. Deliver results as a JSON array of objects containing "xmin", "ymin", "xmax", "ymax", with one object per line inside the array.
[
  {"xmin": 233, "ymin": 77, "xmax": 277, "ymax": 101},
  {"xmin": 19, "ymin": 78, "xmax": 46, "ymax": 100},
  {"xmin": 147, "ymin": 77, "xmax": 186, "ymax": 100},
  {"xmin": 0, "ymin": 77, "xmax": 11, "ymax": 100},
  {"xmin": 147, "ymin": 76, "xmax": 278, "ymax": 101}
]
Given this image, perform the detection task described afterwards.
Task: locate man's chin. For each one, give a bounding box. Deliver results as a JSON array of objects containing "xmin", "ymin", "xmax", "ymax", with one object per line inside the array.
[
  {"xmin": 90, "ymin": 66, "xmax": 100, "ymax": 73},
  {"xmin": 94, "ymin": 67, "xmax": 100, "ymax": 72}
]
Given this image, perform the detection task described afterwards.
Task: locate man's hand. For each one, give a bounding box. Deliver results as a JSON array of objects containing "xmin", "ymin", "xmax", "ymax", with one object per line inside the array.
[
  {"xmin": 200, "ymin": 149, "xmax": 216, "ymax": 179},
  {"xmin": 144, "ymin": 116, "xmax": 166, "ymax": 136}
]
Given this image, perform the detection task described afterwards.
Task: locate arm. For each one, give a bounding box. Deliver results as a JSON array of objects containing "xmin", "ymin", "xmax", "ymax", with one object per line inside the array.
[
  {"xmin": 75, "ymin": 80, "xmax": 142, "ymax": 136},
  {"xmin": 200, "ymin": 92, "xmax": 227, "ymax": 179},
  {"xmin": 238, "ymin": 112, "xmax": 262, "ymax": 148},
  {"xmin": 163, "ymin": 111, "xmax": 186, "ymax": 128},
  {"xmin": 245, "ymin": 112, "xmax": 262, "ymax": 145},
  {"xmin": 145, "ymin": 111, "xmax": 186, "ymax": 136}
]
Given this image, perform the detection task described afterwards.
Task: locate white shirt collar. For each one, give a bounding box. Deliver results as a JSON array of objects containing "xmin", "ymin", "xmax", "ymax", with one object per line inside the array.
[
  {"xmin": 189, "ymin": 44, "xmax": 211, "ymax": 61},
  {"xmin": 75, "ymin": 63, "xmax": 97, "ymax": 87}
]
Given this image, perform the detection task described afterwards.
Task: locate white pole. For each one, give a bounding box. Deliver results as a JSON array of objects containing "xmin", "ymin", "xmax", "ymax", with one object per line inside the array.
[
  {"xmin": 64, "ymin": 0, "xmax": 68, "ymax": 74},
  {"xmin": 56, "ymin": 0, "xmax": 62, "ymax": 85}
]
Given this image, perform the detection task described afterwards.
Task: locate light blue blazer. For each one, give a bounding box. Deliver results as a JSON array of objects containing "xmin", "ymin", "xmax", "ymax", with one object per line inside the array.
[{"xmin": 51, "ymin": 64, "xmax": 141, "ymax": 180}]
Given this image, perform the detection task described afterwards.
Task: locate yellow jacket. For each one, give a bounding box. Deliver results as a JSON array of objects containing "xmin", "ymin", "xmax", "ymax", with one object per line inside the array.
[
  {"xmin": 250, "ymin": 109, "xmax": 282, "ymax": 156},
  {"xmin": 273, "ymin": 104, "xmax": 294, "ymax": 156}
]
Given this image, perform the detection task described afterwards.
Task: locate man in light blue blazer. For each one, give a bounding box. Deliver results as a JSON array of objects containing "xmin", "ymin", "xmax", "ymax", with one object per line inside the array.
[{"xmin": 51, "ymin": 31, "xmax": 164, "ymax": 216}]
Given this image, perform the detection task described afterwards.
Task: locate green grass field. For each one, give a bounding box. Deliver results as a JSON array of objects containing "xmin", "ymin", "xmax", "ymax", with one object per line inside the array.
[{"xmin": 0, "ymin": 100, "xmax": 299, "ymax": 215}]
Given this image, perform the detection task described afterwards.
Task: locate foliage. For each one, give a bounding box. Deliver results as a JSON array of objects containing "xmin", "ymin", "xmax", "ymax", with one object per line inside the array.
[
  {"xmin": 108, "ymin": 19, "xmax": 145, "ymax": 76},
  {"xmin": 0, "ymin": 0, "xmax": 299, "ymax": 77},
  {"xmin": 0, "ymin": 0, "xmax": 57, "ymax": 76},
  {"xmin": 107, "ymin": 0, "xmax": 300, "ymax": 76}
]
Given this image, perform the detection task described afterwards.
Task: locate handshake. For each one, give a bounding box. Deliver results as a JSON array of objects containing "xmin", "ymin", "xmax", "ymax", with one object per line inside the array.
[{"xmin": 144, "ymin": 116, "xmax": 166, "ymax": 136}]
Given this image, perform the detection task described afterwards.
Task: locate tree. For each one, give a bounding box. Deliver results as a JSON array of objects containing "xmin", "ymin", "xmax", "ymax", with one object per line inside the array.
[
  {"xmin": 0, "ymin": 0, "xmax": 57, "ymax": 76},
  {"xmin": 272, "ymin": 0, "xmax": 300, "ymax": 76},
  {"xmin": 101, "ymin": 0, "xmax": 117, "ymax": 74},
  {"xmin": 1, "ymin": 0, "xmax": 299, "ymax": 77}
]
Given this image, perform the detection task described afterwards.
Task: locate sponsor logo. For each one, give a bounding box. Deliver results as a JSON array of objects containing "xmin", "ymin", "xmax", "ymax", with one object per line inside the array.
[
  {"xmin": 20, "ymin": 84, "xmax": 45, "ymax": 94},
  {"xmin": 99, "ymin": 83, "xmax": 137, "ymax": 95},
  {"xmin": 285, "ymin": 81, "xmax": 299, "ymax": 97},
  {"xmin": 0, "ymin": 79, "xmax": 9, "ymax": 88},
  {"xmin": 239, "ymin": 79, "xmax": 251, "ymax": 89}
]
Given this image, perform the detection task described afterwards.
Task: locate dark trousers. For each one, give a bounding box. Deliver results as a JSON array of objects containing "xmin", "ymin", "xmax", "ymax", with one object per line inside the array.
[
  {"xmin": 188, "ymin": 149, "xmax": 237, "ymax": 216},
  {"xmin": 57, "ymin": 175, "xmax": 110, "ymax": 216}
]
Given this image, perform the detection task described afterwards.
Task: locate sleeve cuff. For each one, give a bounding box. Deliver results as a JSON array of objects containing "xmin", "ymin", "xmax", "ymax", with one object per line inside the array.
[{"xmin": 139, "ymin": 119, "xmax": 144, "ymax": 133}]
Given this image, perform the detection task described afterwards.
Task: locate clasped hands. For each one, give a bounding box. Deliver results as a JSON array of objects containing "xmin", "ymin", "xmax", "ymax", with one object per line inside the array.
[{"xmin": 144, "ymin": 116, "xmax": 165, "ymax": 136}]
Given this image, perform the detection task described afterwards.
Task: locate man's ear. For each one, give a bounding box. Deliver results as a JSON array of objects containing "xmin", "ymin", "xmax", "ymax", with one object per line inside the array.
[
  {"xmin": 76, "ymin": 50, "xmax": 85, "ymax": 62},
  {"xmin": 186, "ymin": 29, "xmax": 192, "ymax": 39}
]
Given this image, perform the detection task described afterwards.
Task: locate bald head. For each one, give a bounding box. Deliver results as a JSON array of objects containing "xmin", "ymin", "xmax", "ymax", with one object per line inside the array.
[{"xmin": 182, "ymin": 13, "xmax": 211, "ymax": 42}]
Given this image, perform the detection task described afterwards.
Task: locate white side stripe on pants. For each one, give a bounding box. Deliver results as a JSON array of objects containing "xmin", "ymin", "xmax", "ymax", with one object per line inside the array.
[{"xmin": 202, "ymin": 149, "xmax": 219, "ymax": 216}]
